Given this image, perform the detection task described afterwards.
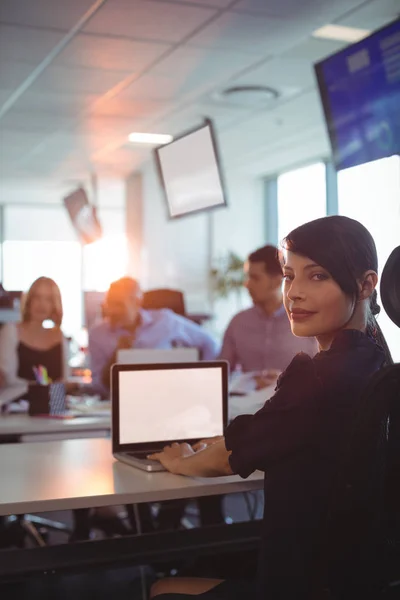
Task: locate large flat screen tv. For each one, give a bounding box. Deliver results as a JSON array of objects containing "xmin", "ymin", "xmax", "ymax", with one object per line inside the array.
[
  {"xmin": 154, "ymin": 119, "xmax": 228, "ymax": 219},
  {"xmin": 315, "ymin": 18, "xmax": 400, "ymax": 171},
  {"xmin": 63, "ymin": 187, "xmax": 102, "ymax": 244}
]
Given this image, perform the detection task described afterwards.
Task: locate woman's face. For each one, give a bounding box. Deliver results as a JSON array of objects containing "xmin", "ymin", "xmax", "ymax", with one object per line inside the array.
[
  {"xmin": 282, "ymin": 251, "xmax": 354, "ymax": 339},
  {"xmin": 29, "ymin": 283, "xmax": 54, "ymax": 323}
]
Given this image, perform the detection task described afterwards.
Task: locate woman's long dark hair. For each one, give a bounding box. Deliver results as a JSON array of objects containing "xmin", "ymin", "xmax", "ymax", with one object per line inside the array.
[{"xmin": 283, "ymin": 216, "xmax": 393, "ymax": 364}]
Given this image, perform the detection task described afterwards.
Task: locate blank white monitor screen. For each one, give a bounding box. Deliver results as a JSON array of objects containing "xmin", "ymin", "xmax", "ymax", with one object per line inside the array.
[
  {"xmin": 118, "ymin": 366, "xmax": 224, "ymax": 444},
  {"xmin": 155, "ymin": 122, "xmax": 227, "ymax": 219}
]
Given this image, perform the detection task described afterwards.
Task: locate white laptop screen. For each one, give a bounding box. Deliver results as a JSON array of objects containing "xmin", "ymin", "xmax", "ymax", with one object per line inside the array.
[{"xmin": 118, "ymin": 366, "xmax": 224, "ymax": 445}]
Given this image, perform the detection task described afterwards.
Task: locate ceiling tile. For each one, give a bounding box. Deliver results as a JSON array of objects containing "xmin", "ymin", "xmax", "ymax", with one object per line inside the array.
[
  {"xmin": 94, "ymin": 145, "xmax": 149, "ymax": 167},
  {"xmin": 11, "ymin": 89, "xmax": 99, "ymax": 116},
  {"xmin": 0, "ymin": 130, "xmax": 46, "ymax": 158},
  {"xmin": 281, "ymin": 37, "xmax": 346, "ymax": 63},
  {"xmin": 0, "ymin": 110, "xmax": 73, "ymax": 133},
  {"xmin": 79, "ymin": 116, "xmax": 142, "ymax": 137},
  {"xmin": 0, "ymin": 24, "xmax": 64, "ymax": 65},
  {"xmin": 92, "ymin": 96, "xmax": 170, "ymax": 120},
  {"xmin": 0, "ymin": 0, "xmax": 95, "ymax": 30},
  {"xmin": 187, "ymin": 11, "xmax": 310, "ymax": 55},
  {"xmin": 30, "ymin": 65, "xmax": 132, "ymax": 95},
  {"xmin": 228, "ymin": 55, "xmax": 315, "ymax": 91},
  {"xmin": 122, "ymin": 45, "xmax": 258, "ymax": 104},
  {"xmin": 56, "ymin": 33, "xmax": 171, "ymax": 71},
  {"xmin": 337, "ymin": 0, "xmax": 399, "ymax": 30},
  {"xmin": 218, "ymin": 89, "xmax": 325, "ymax": 162},
  {"xmin": 151, "ymin": 45, "xmax": 257, "ymax": 80},
  {"xmin": 84, "ymin": 0, "xmax": 217, "ymax": 43},
  {"xmin": 233, "ymin": 0, "xmax": 366, "ymax": 21},
  {"xmin": 0, "ymin": 60, "xmax": 36, "ymax": 90},
  {"xmin": 122, "ymin": 73, "xmax": 189, "ymax": 102},
  {"xmin": 156, "ymin": 102, "xmax": 249, "ymax": 135},
  {"xmin": 154, "ymin": 0, "xmax": 232, "ymax": 7}
]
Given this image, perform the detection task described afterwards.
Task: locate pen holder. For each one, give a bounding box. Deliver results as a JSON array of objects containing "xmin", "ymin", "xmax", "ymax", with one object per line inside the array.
[{"xmin": 28, "ymin": 382, "xmax": 66, "ymax": 416}]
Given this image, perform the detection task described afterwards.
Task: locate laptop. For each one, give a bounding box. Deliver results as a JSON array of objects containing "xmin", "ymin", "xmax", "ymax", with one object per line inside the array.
[
  {"xmin": 111, "ymin": 361, "xmax": 228, "ymax": 472},
  {"xmin": 116, "ymin": 347, "xmax": 199, "ymax": 365}
]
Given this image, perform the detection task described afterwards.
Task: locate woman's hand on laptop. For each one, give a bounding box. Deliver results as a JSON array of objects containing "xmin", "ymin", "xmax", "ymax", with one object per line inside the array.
[
  {"xmin": 148, "ymin": 438, "xmax": 232, "ymax": 478},
  {"xmin": 147, "ymin": 443, "xmax": 196, "ymax": 473},
  {"xmin": 192, "ymin": 436, "xmax": 224, "ymax": 451}
]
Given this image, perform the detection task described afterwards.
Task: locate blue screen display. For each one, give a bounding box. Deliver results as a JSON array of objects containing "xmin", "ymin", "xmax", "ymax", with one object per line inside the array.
[{"xmin": 315, "ymin": 19, "xmax": 400, "ymax": 170}]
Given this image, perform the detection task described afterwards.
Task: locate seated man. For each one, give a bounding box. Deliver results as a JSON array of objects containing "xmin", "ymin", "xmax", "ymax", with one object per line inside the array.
[
  {"xmin": 89, "ymin": 277, "xmax": 219, "ymax": 397},
  {"xmin": 220, "ymin": 245, "xmax": 317, "ymax": 388}
]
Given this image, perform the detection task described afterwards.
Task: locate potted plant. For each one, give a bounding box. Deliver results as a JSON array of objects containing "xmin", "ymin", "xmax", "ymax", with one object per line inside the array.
[{"xmin": 210, "ymin": 252, "xmax": 245, "ymax": 306}]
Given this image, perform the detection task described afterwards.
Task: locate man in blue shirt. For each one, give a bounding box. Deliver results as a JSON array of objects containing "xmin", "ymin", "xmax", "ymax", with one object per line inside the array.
[{"xmin": 89, "ymin": 277, "xmax": 219, "ymax": 397}]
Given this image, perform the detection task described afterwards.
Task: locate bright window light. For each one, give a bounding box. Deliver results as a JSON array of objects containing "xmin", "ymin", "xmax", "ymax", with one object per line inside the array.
[
  {"xmin": 128, "ymin": 132, "xmax": 173, "ymax": 145},
  {"xmin": 83, "ymin": 235, "xmax": 129, "ymax": 292},
  {"xmin": 277, "ymin": 162, "xmax": 327, "ymax": 243},
  {"xmin": 338, "ymin": 156, "xmax": 400, "ymax": 361},
  {"xmin": 312, "ymin": 24, "xmax": 370, "ymax": 43}
]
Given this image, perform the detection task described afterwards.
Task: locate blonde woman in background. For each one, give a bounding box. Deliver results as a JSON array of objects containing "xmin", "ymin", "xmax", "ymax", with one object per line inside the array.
[{"xmin": 0, "ymin": 277, "xmax": 69, "ymax": 388}]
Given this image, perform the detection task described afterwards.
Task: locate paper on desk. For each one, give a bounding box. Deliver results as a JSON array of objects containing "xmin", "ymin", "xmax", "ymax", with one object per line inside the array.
[
  {"xmin": 0, "ymin": 383, "xmax": 28, "ymax": 409},
  {"xmin": 228, "ymin": 384, "xmax": 276, "ymax": 421},
  {"xmin": 67, "ymin": 397, "xmax": 110, "ymax": 416},
  {"xmin": 229, "ymin": 372, "xmax": 259, "ymax": 395}
]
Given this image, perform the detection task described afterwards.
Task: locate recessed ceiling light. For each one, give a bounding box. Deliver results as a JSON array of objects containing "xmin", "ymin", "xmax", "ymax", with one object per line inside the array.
[
  {"xmin": 128, "ymin": 132, "xmax": 173, "ymax": 145},
  {"xmin": 312, "ymin": 24, "xmax": 371, "ymax": 43}
]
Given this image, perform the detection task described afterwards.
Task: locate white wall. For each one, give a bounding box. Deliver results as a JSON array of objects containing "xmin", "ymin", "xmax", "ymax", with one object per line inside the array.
[{"xmin": 139, "ymin": 159, "xmax": 265, "ymax": 337}]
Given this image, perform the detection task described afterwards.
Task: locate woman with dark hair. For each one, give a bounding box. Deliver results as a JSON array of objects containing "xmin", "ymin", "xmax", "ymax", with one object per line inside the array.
[{"xmin": 149, "ymin": 216, "xmax": 392, "ymax": 600}]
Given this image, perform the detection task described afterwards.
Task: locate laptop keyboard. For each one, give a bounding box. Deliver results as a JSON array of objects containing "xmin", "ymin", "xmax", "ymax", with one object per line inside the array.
[{"xmin": 126, "ymin": 450, "xmax": 157, "ymax": 458}]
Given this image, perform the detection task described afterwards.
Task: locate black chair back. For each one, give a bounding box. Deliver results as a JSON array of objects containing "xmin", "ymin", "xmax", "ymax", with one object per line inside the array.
[
  {"xmin": 142, "ymin": 289, "xmax": 186, "ymax": 316},
  {"xmin": 315, "ymin": 246, "xmax": 400, "ymax": 597}
]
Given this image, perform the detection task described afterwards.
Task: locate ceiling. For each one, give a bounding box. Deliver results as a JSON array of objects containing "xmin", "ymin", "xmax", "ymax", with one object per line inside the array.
[{"xmin": 0, "ymin": 0, "xmax": 398, "ymax": 199}]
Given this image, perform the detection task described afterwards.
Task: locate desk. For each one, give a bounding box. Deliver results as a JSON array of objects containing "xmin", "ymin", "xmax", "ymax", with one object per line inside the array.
[
  {"xmin": 0, "ymin": 414, "xmax": 110, "ymax": 443},
  {"xmin": 0, "ymin": 438, "xmax": 263, "ymax": 516},
  {"xmin": 0, "ymin": 438, "xmax": 263, "ymax": 579},
  {"xmin": 0, "ymin": 387, "xmax": 273, "ymax": 444}
]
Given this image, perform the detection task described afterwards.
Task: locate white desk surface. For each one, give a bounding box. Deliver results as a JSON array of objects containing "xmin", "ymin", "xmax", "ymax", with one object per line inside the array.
[
  {"xmin": 0, "ymin": 414, "xmax": 111, "ymax": 440},
  {"xmin": 0, "ymin": 438, "xmax": 263, "ymax": 516},
  {"xmin": 0, "ymin": 387, "xmax": 274, "ymax": 441}
]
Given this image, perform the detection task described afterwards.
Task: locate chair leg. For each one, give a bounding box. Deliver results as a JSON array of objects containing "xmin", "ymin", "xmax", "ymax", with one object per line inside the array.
[
  {"xmin": 20, "ymin": 519, "xmax": 46, "ymax": 547},
  {"xmin": 126, "ymin": 504, "xmax": 155, "ymax": 534},
  {"xmin": 25, "ymin": 514, "xmax": 71, "ymax": 533},
  {"xmin": 198, "ymin": 496, "xmax": 225, "ymax": 526},
  {"xmin": 70, "ymin": 508, "xmax": 92, "ymax": 541}
]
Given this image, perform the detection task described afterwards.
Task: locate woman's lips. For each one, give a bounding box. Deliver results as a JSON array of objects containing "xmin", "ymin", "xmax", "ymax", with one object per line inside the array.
[{"xmin": 290, "ymin": 309, "xmax": 317, "ymax": 321}]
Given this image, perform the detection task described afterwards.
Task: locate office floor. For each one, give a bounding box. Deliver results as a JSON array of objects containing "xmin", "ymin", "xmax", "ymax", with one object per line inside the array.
[{"xmin": 0, "ymin": 492, "xmax": 263, "ymax": 599}]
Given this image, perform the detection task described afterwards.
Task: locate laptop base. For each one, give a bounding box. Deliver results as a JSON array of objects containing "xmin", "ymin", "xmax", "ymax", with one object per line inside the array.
[{"xmin": 113, "ymin": 452, "xmax": 166, "ymax": 472}]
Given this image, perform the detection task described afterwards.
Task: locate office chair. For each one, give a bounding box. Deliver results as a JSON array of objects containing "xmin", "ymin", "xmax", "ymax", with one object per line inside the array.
[
  {"xmin": 142, "ymin": 289, "xmax": 186, "ymax": 316},
  {"xmin": 0, "ymin": 514, "xmax": 71, "ymax": 548},
  {"xmin": 315, "ymin": 246, "xmax": 400, "ymax": 599}
]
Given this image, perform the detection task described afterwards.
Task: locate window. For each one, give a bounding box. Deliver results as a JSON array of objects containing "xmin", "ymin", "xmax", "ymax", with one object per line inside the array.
[
  {"xmin": 82, "ymin": 208, "xmax": 128, "ymax": 291},
  {"xmin": 2, "ymin": 241, "xmax": 82, "ymax": 338},
  {"xmin": 338, "ymin": 155, "xmax": 400, "ymax": 360},
  {"xmin": 82, "ymin": 235, "xmax": 128, "ymax": 292},
  {"xmin": 277, "ymin": 162, "xmax": 327, "ymax": 243},
  {"xmin": 1, "ymin": 203, "xmax": 128, "ymax": 337}
]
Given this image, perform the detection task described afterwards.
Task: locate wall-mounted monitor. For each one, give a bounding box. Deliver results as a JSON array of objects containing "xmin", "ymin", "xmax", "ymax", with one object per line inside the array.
[
  {"xmin": 154, "ymin": 119, "xmax": 228, "ymax": 219},
  {"xmin": 315, "ymin": 18, "xmax": 400, "ymax": 171},
  {"xmin": 63, "ymin": 187, "xmax": 102, "ymax": 244}
]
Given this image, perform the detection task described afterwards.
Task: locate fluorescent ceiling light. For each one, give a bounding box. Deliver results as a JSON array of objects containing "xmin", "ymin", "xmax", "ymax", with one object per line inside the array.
[
  {"xmin": 128, "ymin": 132, "xmax": 173, "ymax": 145},
  {"xmin": 312, "ymin": 24, "xmax": 371, "ymax": 43}
]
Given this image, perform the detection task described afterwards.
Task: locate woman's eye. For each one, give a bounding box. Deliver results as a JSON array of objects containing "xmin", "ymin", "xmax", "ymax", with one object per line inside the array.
[
  {"xmin": 311, "ymin": 273, "xmax": 328, "ymax": 281},
  {"xmin": 283, "ymin": 274, "xmax": 293, "ymax": 281}
]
